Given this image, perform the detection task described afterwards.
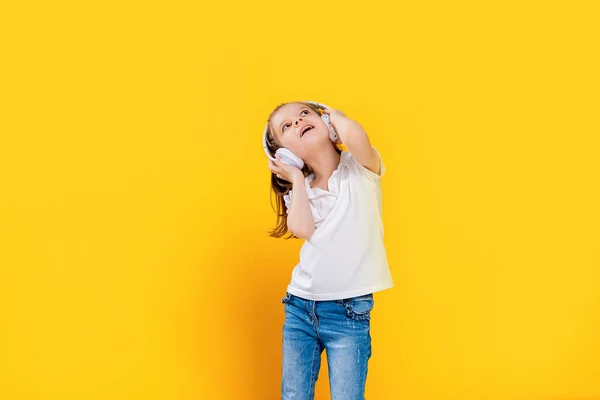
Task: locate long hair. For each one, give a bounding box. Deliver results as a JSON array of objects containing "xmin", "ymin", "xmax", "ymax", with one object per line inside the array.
[{"xmin": 265, "ymin": 101, "xmax": 343, "ymax": 238}]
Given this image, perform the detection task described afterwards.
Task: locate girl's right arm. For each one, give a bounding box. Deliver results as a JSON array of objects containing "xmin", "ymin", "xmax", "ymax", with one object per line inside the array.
[{"xmin": 286, "ymin": 171, "xmax": 316, "ymax": 240}]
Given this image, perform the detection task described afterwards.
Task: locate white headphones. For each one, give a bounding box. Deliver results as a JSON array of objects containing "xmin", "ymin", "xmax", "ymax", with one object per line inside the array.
[{"xmin": 263, "ymin": 100, "xmax": 338, "ymax": 170}]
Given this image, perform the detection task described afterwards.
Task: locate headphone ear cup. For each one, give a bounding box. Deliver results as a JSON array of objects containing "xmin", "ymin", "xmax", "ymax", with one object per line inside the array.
[
  {"xmin": 321, "ymin": 114, "xmax": 338, "ymax": 142},
  {"xmin": 275, "ymin": 148, "xmax": 304, "ymax": 170}
]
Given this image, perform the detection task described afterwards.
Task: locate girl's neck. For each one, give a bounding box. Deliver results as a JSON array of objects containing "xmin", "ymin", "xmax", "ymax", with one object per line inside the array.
[{"xmin": 306, "ymin": 146, "xmax": 341, "ymax": 190}]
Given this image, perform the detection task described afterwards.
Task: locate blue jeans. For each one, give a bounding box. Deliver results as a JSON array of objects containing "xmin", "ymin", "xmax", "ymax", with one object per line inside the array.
[{"xmin": 280, "ymin": 291, "xmax": 374, "ymax": 400}]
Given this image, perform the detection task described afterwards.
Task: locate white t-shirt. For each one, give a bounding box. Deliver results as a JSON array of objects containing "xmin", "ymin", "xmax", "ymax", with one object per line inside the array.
[{"xmin": 282, "ymin": 147, "xmax": 394, "ymax": 301}]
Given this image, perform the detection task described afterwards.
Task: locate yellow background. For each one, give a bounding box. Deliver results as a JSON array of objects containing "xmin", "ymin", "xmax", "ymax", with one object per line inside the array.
[{"xmin": 1, "ymin": 1, "xmax": 599, "ymax": 399}]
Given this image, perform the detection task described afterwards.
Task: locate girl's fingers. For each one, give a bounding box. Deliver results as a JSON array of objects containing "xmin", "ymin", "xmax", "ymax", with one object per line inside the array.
[{"xmin": 268, "ymin": 162, "xmax": 280, "ymax": 174}]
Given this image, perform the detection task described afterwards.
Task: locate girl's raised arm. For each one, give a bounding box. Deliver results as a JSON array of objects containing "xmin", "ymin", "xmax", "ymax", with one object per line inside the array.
[
  {"xmin": 325, "ymin": 109, "xmax": 382, "ymax": 175},
  {"xmin": 285, "ymin": 173, "xmax": 315, "ymax": 240}
]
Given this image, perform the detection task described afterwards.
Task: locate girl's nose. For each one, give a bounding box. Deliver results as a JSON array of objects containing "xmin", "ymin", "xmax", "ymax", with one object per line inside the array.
[{"xmin": 294, "ymin": 118, "xmax": 302, "ymax": 126}]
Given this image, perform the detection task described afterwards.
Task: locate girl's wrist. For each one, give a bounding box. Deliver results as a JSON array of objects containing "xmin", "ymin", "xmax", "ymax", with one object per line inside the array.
[{"xmin": 291, "ymin": 171, "xmax": 305, "ymax": 186}]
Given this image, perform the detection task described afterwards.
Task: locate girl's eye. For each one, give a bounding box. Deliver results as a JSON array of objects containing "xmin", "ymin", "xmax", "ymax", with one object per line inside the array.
[{"xmin": 301, "ymin": 110, "xmax": 309, "ymax": 116}]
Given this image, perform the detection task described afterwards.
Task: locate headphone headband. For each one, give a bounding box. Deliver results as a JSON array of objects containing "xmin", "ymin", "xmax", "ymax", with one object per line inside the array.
[{"xmin": 263, "ymin": 101, "xmax": 331, "ymax": 161}]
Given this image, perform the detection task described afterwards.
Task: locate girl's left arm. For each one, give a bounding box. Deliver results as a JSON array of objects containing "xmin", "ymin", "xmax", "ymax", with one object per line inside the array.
[{"xmin": 325, "ymin": 109, "xmax": 382, "ymax": 175}]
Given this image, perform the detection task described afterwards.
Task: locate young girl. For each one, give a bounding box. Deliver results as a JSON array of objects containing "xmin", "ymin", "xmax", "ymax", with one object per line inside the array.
[{"xmin": 265, "ymin": 101, "xmax": 394, "ymax": 400}]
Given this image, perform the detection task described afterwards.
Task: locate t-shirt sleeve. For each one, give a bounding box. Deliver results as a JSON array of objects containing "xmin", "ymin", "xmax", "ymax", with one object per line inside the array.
[
  {"xmin": 354, "ymin": 146, "xmax": 386, "ymax": 182},
  {"xmin": 283, "ymin": 191, "xmax": 292, "ymax": 214}
]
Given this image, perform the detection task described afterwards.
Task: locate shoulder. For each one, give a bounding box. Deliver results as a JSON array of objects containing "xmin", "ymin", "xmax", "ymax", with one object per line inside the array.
[
  {"xmin": 342, "ymin": 147, "xmax": 386, "ymax": 183},
  {"xmin": 283, "ymin": 174, "xmax": 310, "ymax": 201}
]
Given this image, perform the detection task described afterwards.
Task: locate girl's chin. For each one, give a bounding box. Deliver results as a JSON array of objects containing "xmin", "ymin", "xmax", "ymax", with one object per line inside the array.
[
  {"xmin": 302, "ymin": 138, "xmax": 332, "ymax": 153},
  {"xmin": 301, "ymin": 132, "xmax": 326, "ymax": 142}
]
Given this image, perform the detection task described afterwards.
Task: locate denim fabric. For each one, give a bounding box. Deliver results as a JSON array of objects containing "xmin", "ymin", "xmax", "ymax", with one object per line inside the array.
[{"xmin": 280, "ymin": 292, "xmax": 374, "ymax": 400}]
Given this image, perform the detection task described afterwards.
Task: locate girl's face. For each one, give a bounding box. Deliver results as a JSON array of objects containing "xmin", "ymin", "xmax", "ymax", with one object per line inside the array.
[{"xmin": 270, "ymin": 103, "xmax": 331, "ymax": 159}]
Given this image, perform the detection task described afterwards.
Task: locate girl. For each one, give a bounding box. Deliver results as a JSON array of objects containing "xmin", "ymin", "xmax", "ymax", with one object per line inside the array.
[{"xmin": 265, "ymin": 101, "xmax": 394, "ymax": 400}]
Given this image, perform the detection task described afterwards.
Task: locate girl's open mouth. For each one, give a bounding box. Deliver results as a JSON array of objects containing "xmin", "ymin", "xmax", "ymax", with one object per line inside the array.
[{"xmin": 301, "ymin": 125, "xmax": 314, "ymax": 137}]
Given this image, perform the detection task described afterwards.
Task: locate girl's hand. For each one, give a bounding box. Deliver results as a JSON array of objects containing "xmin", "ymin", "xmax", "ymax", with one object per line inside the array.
[
  {"xmin": 268, "ymin": 155, "xmax": 304, "ymax": 183},
  {"xmin": 323, "ymin": 108, "xmax": 347, "ymax": 119},
  {"xmin": 322, "ymin": 108, "xmax": 348, "ymax": 144}
]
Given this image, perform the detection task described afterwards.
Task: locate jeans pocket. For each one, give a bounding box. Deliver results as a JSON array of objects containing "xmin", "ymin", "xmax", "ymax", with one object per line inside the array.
[
  {"xmin": 344, "ymin": 294, "xmax": 374, "ymax": 321},
  {"xmin": 281, "ymin": 292, "xmax": 292, "ymax": 304}
]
